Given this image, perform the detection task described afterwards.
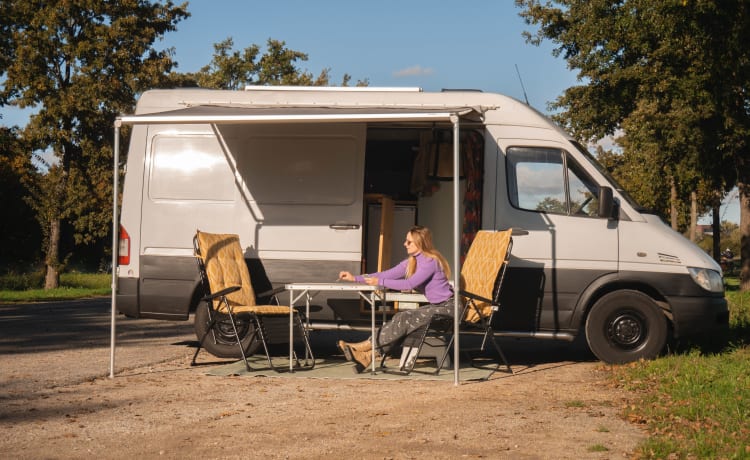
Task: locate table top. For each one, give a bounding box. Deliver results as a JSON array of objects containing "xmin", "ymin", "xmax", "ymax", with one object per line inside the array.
[{"xmin": 284, "ymin": 282, "xmax": 383, "ymax": 291}]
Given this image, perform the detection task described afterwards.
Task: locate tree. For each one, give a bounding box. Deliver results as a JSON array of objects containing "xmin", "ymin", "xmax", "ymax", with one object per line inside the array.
[
  {"xmin": 0, "ymin": 126, "xmax": 41, "ymax": 270},
  {"xmin": 174, "ymin": 37, "xmax": 368, "ymax": 90},
  {"xmin": 1, "ymin": 1, "xmax": 189, "ymax": 288},
  {"xmin": 516, "ymin": 0, "xmax": 750, "ymax": 290}
]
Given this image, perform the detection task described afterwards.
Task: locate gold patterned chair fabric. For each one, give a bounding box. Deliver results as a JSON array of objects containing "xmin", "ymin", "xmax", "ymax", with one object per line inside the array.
[
  {"xmin": 192, "ymin": 230, "xmax": 314, "ymax": 372},
  {"xmin": 197, "ymin": 231, "xmax": 289, "ymax": 315},
  {"xmin": 460, "ymin": 230, "xmax": 512, "ymax": 324},
  {"xmin": 389, "ymin": 229, "xmax": 513, "ymax": 377}
]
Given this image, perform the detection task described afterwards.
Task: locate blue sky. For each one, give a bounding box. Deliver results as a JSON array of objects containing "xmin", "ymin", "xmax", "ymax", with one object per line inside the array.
[
  {"xmin": 0, "ymin": 0, "xmax": 739, "ymax": 223},
  {"xmin": 1, "ymin": 2, "xmax": 572, "ymax": 124},
  {"xmin": 159, "ymin": 1, "xmax": 575, "ymax": 111}
]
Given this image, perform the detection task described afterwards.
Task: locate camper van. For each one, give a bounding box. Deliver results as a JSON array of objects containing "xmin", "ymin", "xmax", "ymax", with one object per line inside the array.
[{"xmin": 115, "ymin": 86, "xmax": 728, "ymax": 364}]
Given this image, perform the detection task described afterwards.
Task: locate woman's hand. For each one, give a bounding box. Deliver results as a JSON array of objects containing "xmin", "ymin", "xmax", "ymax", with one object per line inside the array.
[
  {"xmin": 338, "ymin": 271, "xmax": 356, "ymax": 282},
  {"xmin": 363, "ymin": 276, "xmax": 379, "ymax": 286}
]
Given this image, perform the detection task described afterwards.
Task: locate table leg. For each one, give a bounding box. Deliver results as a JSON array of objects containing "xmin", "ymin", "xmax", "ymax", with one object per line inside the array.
[
  {"xmin": 371, "ymin": 292, "xmax": 376, "ymax": 374},
  {"xmin": 289, "ymin": 289, "xmax": 294, "ymax": 372}
]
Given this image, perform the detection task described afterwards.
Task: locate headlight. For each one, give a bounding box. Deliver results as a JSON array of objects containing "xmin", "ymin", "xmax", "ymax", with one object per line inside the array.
[{"xmin": 687, "ymin": 267, "xmax": 724, "ymax": 293}]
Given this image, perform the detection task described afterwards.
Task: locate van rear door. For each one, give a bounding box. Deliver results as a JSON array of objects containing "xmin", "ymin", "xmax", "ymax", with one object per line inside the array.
[{"xmin": 218, "ymin": 123, "xmax": 366, "ymax": 274}]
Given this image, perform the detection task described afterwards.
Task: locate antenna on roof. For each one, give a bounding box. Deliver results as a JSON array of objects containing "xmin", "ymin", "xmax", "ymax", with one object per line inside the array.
[{"xmin": 515, "ymin": 64, "xmax": 530, "ymax": 106}]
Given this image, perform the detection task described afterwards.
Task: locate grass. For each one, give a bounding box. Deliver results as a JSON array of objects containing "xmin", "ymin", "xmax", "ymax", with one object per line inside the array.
[
  {"xmin": 0, "ymin": 272, "xmax": 111, "ymax": 302},
  {"xmin": 608, "ymin": 276, "xmax": 750, "ymax": 459}
]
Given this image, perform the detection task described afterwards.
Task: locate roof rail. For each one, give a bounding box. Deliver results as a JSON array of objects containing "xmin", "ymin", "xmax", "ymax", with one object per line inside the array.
[
  {"xmin": 441, "ymin": 88, "xmax": 483, "ymax": 92},
  {"xmin": 244, "ymin": 85, "xmax": 423, "ymax": 92}
]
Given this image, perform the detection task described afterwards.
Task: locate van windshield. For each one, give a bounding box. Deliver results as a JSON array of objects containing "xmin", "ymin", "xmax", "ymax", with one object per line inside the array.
[{"xmin": 570, "ymin": 140, "xmax": 648, "ymax": 213}]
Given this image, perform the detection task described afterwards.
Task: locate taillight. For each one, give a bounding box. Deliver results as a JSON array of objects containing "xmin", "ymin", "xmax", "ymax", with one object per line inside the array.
[{"xmin": 118, "ymin": 225, "xmax": 130, "ymax": 266}]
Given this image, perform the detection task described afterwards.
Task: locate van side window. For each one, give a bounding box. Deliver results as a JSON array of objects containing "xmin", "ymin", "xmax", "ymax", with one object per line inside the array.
[
  {"xmin": 506, "ymin": 147, "xmax": 600, "ymax": 217},
  {"xmin": 149, "ymin": 135, "xmax": 234, "ymax": 201}
]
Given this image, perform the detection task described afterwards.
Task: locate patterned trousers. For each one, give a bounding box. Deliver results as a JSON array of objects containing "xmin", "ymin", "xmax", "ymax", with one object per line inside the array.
[{"xmin": 375, "ymin": 298, "xmax": 454, "ymax": 354}]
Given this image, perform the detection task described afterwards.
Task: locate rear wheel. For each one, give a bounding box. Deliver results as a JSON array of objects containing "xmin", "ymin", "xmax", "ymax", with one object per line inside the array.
[
  {"xmin": 193, "ymin": 303, "xmax": 260, "ymax": 358},
  {"xmin": 585, "ymin": 290, "xmax": 668, "ymax": 364}
]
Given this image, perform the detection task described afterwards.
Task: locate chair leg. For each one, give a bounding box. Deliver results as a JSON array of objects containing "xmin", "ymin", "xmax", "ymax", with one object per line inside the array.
[
  {"xmin": 224, "ymin": 310, "xmax": 254, "ymax": 372},
  {"xmin": 191, "ymin": 314, "xmax": 216, "ymax": 366},
  {"xmin": 294, "ymin": 313, "xmax": 315, "ymax": 369},
  {"xmin": 192, "ymin": 304, "xmax": 223, "ymax": 366},
  {"xmin": 477, "ymin": 320, "xmax": 512, "ymax": 376},
  {"xmin": 435, "ymin": 333, "xmax": 455, "ymax": 375},
  {"xmin": 251, "ymin": 317, "xmax": 280, "ymax": 372},
  {"xmin": 486, "ymin": 330, "xmax": 512, "ymax": 375}
]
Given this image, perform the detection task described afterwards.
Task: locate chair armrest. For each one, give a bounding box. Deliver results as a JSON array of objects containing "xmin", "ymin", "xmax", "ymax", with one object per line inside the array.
[
  {"xmin": 256, "ymin": 286, "xmax": 285, "ymax": 298},
  {"xmin": 458, "ymin": 289, "xmax": 493, "ymax": 305},
  {"xmin": 202, "ymin": 285, "xmax": 241, "ymax": 301},
  {"xmin": 257, "ymin": 286, "xmax": 286, "ymax": 305}
]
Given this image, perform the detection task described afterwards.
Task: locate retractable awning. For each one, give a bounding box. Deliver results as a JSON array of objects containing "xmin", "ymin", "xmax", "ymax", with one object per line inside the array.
[
  {"xmin": 116, "ymin": 103, "xmax": 486, "ymax": 125},
  {"xmin": 111, "ymin": 103, "xmax": 485, "ymax": 385}
]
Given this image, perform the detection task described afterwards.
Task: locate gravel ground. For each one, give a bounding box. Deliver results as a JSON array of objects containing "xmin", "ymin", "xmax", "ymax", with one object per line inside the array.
[{"xmin": 0, "ymin": 298, "xmax": 645, "ymax": 459}]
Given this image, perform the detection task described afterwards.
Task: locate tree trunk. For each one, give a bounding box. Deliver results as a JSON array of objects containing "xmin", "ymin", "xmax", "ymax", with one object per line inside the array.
[
  {"xmin": 44, "ymin": 217, "xmax": 60, "ymax": 289},
  {"xmin": 712, "ymin": 202, "xmax": 721, "ymax": 265},
  {"xmin": 739, "ymin": 181, "xmax": 750, "ymax": 292},
  {"xmin": 689, "ymin": 191, "xmax": 697, "ymax": 242},
  {"xmin": 670, "ymin": 176, "xmax": 678, "ymax": 231}
]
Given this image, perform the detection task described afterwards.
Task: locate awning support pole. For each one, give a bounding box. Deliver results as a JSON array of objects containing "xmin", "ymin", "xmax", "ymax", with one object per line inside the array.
[
  {"xmin": 110, "ymin": 121, "xmax": 121, "ymax": 378},
  {"xmin": 451, "ymin": 115, "xmax": 460, "ymax": 386}
]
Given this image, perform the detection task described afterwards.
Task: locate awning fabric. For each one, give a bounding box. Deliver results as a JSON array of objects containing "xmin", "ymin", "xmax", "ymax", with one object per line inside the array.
[{"xmin": 117, "ymin": 104, "xmax": 485, "ymax": 125}]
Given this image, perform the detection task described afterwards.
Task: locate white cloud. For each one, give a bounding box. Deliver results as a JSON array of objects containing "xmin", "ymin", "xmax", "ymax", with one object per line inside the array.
[{"xmin": 392, "ymin": 65, "xmax": 434, "ymax": 78}]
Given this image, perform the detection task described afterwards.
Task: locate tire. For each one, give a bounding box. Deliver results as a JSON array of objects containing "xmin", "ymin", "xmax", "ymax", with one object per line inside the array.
[
  {"xmin": 585, "ymin": 290, "xmax": 668, "ymax": 364},
  {"xmin": 193, "ymin": 303, "xmax": 261, "ymax": 358}
]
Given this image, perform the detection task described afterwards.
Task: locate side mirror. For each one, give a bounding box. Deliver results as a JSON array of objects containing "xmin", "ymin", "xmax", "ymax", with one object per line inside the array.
[{"xmin": 598, "ymin": 186, "xmax": 615, "ymax": 219}]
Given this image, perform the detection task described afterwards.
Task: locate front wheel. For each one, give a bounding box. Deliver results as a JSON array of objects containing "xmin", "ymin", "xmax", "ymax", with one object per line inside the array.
[
  {"xmin": 193, "ymin": 303, "xmax": 260, "ymax": 358},
  {"xmin": 585, "ymin": 290, "xmax": 668, "ymax": 364}
]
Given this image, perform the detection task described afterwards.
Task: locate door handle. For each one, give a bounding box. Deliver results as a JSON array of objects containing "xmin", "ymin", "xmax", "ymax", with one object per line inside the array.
[
  {"xmin": 329, "ymin": 224, "xmax": 360, "ymax": 230},
  {"xmin": 510, "ymin": 227, "xmax": 529, "ymax": 236}
]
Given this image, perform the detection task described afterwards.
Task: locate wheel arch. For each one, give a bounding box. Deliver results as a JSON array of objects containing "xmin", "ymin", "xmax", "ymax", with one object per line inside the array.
[
  {"xmin": 188, "ymin": 279, "xmax": 204, "ymax": 314},
  {"xmin": 571, "ymin": 273, "xmax": 673, "ymax": 332}
]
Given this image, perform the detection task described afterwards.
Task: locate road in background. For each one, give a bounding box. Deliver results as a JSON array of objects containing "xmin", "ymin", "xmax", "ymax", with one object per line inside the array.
[{"xmin": 0, "ymin": 298, "xmax": 197, "ymax": 395}]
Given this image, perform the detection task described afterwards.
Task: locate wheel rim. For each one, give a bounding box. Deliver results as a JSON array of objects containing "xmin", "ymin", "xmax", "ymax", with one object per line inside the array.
[
  {"xmin": 606, "ymin": 310, "xmax": 647, "ymax": 349},
  {"xmin": 210, "ymin": 317, "xmax": 251, "ymax": 345}
]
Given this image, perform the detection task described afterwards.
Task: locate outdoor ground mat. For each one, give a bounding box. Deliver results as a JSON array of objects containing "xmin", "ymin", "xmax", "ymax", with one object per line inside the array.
[{"xmin": 206, "ymin": 356, "xmax": 501, "ymax": 381}]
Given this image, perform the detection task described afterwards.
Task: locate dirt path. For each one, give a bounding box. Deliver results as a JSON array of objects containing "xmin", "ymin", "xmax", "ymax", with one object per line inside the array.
[{"xmin": 0, "ymin": 300, "xmax": 645, "ymax": 459}]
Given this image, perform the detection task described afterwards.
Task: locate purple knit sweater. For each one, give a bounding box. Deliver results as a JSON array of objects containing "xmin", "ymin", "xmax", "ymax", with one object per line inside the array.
[{"xmin": 355, "ymin": 253, "xmax": 453, "ymax": 304}]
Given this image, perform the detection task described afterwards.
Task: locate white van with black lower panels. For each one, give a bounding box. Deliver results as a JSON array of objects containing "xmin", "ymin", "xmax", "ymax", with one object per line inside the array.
[{"xmin": 115, "ymin": 86, "xmax": 728, "ymax": 364}]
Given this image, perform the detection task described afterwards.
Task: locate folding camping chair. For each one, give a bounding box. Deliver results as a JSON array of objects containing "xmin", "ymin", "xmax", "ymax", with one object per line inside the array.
[
  {"xmin": 192, "ymin": 230, "xmax": 314, "ymax": 372},
  {"xmin": 390, "ymin": 229, "xmax": 514, "ymax": 377}
]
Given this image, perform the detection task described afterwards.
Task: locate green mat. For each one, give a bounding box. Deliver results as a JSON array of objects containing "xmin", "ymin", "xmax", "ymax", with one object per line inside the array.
[{"xmin": 206, "ymin": 355, "xmax": 503, "ymax": 381}]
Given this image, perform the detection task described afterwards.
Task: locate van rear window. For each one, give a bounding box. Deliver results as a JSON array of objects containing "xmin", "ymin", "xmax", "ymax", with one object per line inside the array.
[{"xmin": 149, "ymin": 135, "xmax": 234, "ymax": 202}]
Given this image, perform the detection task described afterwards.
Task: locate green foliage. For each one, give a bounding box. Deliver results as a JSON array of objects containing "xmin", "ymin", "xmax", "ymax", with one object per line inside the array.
[
  {"xmin": 726, "ymin": 278, "xmax": 750, "ymax": 343},
  {"xmin": 611, "ymin": 348, "xmax": 750, "ymax": 459},
  {"xmin": 0, "ymin": 270, "xmax": 45, "ymax": 290},
  {"xmin": 0, "ymin": 271, "xmax": 108, "ymax": 293},
  {"xmin": 516, "ymin": 0, "xmax": 750, "ymax": 281},
  {"xmin": 0, "ymin": 126, "xmax": 41, "ymax": 268},
  {"xmin": 696, "ymin": 221, "xmax": 742, "ymax": 263},
  {"xmin": 176, "ymin": 37, "xmax": 368, "ymax": 90},
  {"xmin": 1, "ymin": 0, "xmax": 190, "ymax": 287}
]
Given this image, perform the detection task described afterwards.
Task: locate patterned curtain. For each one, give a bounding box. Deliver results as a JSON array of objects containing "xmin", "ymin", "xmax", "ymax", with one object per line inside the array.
[{"xmin": 461, "ymin": 130, "xmax": 484, "ymax": 263}]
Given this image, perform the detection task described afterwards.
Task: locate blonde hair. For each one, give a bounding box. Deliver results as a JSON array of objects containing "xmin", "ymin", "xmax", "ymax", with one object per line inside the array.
[{"xmin": 405, "ymin": 226, "xmax": 451, "ymax": 279}]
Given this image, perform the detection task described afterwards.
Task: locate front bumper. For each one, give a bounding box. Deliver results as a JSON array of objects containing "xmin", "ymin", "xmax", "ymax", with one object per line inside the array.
[{"xmin": 667, "ymin": 294, "xmax": 729, "ymax": 339}]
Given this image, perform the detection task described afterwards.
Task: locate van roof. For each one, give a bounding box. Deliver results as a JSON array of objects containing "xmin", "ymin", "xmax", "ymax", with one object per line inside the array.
[{"xmin": 123, "ymin": 87, "xmax": 564, "ymax": 134}]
